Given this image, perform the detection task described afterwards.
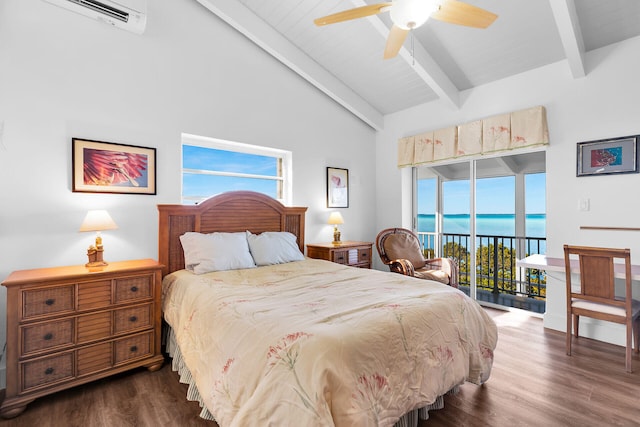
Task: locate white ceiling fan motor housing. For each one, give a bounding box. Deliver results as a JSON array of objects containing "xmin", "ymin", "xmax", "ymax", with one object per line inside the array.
[{"xmin": 390, "ymin": 0, "xmax": 440, "ymax": 30}]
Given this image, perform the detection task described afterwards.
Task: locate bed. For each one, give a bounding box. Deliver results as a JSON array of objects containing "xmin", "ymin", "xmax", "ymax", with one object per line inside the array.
[{"xmin": 158, "ymin": 191, "xmax": 497, "ymax": 427}]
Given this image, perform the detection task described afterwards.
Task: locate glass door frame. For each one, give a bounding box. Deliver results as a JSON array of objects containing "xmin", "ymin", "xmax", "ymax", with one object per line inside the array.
[{"xmin": 412, "ymin": 149, "xmax": 546, "ymax": 305}]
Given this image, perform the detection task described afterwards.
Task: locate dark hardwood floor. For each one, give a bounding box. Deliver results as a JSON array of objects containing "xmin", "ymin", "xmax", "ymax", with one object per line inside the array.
[{"xmin": 2, "ymin": 308, "xmax": 640, "ymax": 427}]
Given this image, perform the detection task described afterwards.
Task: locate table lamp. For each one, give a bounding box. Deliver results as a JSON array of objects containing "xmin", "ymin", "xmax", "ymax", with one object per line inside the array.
[
  {"xmin": 79, "ymin": 210, "xmax": 118, "ymax": 267},
  {"xmin": 328, "ymin": 212, "xmax": 344, "ymax": 245}
]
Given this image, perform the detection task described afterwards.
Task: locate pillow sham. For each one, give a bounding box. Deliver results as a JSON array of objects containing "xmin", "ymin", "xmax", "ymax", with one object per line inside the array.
[
  {"xmin": 246, "ymin": 231, "xmax": 305, "ymax": 266},
  {"xmin": 179, "ymin": 231, "xmax": 255, "ymax": 274}
]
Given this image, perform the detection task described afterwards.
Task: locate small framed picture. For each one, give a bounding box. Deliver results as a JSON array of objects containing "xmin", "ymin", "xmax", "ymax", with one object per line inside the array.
[
  {"xmin": 577, "ymin": 135, "xmax": 639, "ymax": 177},
  {"xmin": 72, "ymin": 138, "xmax": 156, "ymax": 194},
  {"xmin": 327, "ymin": 167, "xmax": 349, "ymax": 208}
]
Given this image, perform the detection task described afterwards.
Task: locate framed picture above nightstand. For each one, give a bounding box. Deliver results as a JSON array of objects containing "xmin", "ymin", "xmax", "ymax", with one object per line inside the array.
[{"xmin": 306, "ymin": 241, "xmax": 372, "ymax": 269}]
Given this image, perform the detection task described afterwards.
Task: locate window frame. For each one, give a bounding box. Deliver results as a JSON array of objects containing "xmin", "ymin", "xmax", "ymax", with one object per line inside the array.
[{"xmin": 181, "ymin": 133, "xmax": 292, "ymax": 205}]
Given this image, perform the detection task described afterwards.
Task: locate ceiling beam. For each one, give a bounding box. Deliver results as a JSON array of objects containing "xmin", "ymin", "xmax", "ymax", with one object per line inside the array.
[
  {"xmin": 196, "ymin": 0, "xmax": 384, "ymax": 131},
  {"xmin": 400, "ymin": 40, "xmax": 460, "ymax": 109},
  {"xmin": 549, "ymin": 0, "xmax": 586, "ymax": 78},
  {"xmin": 495, "ymin": 156, "xmax": 521, "ymax": 174},
  {"xmin": 429, "ymin": 165, "xmax": 453, "ymax": 180}
]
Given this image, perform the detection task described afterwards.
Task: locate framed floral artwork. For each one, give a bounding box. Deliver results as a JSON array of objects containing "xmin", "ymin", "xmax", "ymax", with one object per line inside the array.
[
  {"xmin": 72, "ymin": 138, "xmax": 156, "ymax": 194},
  {"xmin": 327, "ymin": 167, "xmax": 348, "ymax": 208},
  {"xmin": 577, "ymin": 135, "xmax": 639, "ymax": 177}
]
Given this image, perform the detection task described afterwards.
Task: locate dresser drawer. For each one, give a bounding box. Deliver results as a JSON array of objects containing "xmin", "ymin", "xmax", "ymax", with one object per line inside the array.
[
  {"xmin": 114, "ymin": 305, "xmax": 152, "ymax": 334},
  {"xmin": 114, "ymin": 276, "xmax": 152, "ymax": 303},
  {"xmin": 21, "ymin": 352, "xmax": 74, "ymax": 392},
  {"xmin": 77, "ymin": 280, "xmax": 112, "ymax": 310},
  {"xmin": 77, "ymin": 342, "xmax": 112, "ymax": 377},
  {"xmin": 22, "ymin": 285, "xmax": 74, "ymax": 319},
  {"xmin": 332, "ymin": 250, "xmax": 349, "ymax": 264},
  {"xmin": 114, "ymin": 332, "xmax": 152, "ymax": 365},
  {"xmin": 358, "ymin": 248, "xmax": 371, "ymax": 264},
  {"xmin": 77, "ymin": 311, "xmax": 112, "ymax": 344},
  {"xmin": 21, "ymin": 318, "xmax": 74, "ymax": 356}
]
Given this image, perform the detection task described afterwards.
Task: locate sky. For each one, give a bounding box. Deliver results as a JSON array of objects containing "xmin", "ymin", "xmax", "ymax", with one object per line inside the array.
[
  {"xmin": 182, "ymin": 145, "xmax": 279, "ymax": 201},
  {"xmin": 417, "ymin": 173, "xmax": 546, "ymax": 215}
]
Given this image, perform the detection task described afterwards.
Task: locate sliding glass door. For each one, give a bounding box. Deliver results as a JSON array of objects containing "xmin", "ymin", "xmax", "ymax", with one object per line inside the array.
[{"xmin": 414, "ymin": 151, "xmax": 546, "ymax": 312}]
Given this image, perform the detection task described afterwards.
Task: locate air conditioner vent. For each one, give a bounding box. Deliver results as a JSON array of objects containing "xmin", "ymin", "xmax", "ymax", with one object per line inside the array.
[
  {"xmin": 68, "ymin": 0, "xmax": 129, "ymax": 23},
  {"xmin": 42, "ymin": 0, "xmax": 146, "ymax": 34}
]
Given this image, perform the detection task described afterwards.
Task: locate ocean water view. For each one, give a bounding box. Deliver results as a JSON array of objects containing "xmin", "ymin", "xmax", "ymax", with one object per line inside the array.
[
  {"xmin": 418, "ymin": 213, "xmax": 546, "ymax": 239},
  {"xmin": 418, "ymin": 213, "xmax": 546, "ymax": 255}
]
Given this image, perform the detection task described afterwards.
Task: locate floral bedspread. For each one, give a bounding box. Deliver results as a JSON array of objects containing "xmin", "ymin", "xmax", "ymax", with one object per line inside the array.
[{"xmin": 162, "ymin": 258, "xmax": 497, "ymax": 427}]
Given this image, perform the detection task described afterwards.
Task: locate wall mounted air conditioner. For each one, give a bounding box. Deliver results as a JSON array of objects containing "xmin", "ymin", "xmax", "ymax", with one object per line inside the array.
[{"xmin": 42, "ymin": 0, "xmax": 147, "ymax": 34}]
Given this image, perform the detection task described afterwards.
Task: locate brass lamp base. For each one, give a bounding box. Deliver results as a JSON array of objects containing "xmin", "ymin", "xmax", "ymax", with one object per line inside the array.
[
  {"xmin": 332, "ymin": 227, "xmax": 341, "ymax": 245},
  {"xmin": 86, "ymin": 246, "xmax": 108, "ymax": 267}
]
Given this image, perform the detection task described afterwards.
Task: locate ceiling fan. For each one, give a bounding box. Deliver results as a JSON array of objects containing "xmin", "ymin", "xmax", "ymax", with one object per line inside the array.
[{"xmin": 314, "ymin": 0, "xmax": 497, "ymax": 59}]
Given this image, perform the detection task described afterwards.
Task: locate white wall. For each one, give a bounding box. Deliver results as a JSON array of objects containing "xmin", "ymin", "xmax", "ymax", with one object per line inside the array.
[
  {"xmin": 0, "ymin": 0, "xmax": 377, "ymax": 385},
  {"xmin": 376, "ymin": 35, "xmax": 640, "ymax": 345}
]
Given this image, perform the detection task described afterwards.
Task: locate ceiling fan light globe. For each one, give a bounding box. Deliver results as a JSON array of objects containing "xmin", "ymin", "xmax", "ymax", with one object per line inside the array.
[{"xmin": 390, "ymin": 0, "xmax": 440, "ymax": 30}]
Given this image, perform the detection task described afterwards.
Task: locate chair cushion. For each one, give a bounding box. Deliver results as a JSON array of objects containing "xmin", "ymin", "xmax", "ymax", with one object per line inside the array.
[
  {"xmin": 414, "ymin": 268, "xmax": 449, "ymax": 284},
  {"xmin": 384, "ymin": 233, "xmax": 426, "ymax": 269},
  {"xmin": 571, "ymin": 298, "xmax": 640, "ymax": 318}
]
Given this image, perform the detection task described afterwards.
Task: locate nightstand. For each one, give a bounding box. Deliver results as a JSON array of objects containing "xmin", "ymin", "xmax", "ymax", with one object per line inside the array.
[
  {"xmin": 0, "ymin": 259, "xmax": 164, "ymax": 418},
  {"xmin": 306, "ymin": 241, "xmax": 373, "ymax": 269}
]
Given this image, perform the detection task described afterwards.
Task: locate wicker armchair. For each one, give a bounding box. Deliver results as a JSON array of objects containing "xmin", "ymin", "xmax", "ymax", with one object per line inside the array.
[{"xmin": 376, "ymin": 228, "xmax": 459, "ymax": 288}]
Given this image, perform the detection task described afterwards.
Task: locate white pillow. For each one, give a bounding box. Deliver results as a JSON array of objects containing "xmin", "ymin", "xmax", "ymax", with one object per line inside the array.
[
  {"xmin": 246, "ymin": 231, "xmax": 305, "ymax": 266},
  {"xmin": 179, "ymin": 232, "xmax": 255, "ymax": 274}
]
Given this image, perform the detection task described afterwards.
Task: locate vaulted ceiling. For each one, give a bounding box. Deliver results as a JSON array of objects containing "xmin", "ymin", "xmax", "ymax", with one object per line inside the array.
[{"xmin": 196, "ymin": 0, "xmax": 640, "ymax": 130}]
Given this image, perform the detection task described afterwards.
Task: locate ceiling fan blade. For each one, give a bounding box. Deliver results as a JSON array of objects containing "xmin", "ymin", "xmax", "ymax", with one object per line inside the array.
[
  {"xmin": 314, "ymin": 3, "xmax": 392, "ymax": 26},
  {"xmin": 431, "ymin": 0, "xmax": 497, "ymax": 29},
  {"xmin": 384, "ymin": 25, "xmax": 409, "ymax": 59}
]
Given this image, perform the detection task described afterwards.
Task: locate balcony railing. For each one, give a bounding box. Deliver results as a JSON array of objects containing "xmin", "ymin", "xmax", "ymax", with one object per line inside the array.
[{"xmin": 417, "ymin": 232, "xmax": 547, "ymax": 313}]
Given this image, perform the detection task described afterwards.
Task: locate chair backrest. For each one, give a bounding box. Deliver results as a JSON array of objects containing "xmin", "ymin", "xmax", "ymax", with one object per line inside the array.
[
  {"xmin": 376, "ymin": 228, "xmax": 426, "ymax": 269},
  {"xmin": 563, "ymin": 244, "xmax": 632, "ymax": 309}
]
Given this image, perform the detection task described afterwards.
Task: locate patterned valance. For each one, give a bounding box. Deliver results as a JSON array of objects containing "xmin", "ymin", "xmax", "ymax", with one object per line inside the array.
[{"xmin": 398, "ymin": 105, "xmax": 549, "ymax": 167}]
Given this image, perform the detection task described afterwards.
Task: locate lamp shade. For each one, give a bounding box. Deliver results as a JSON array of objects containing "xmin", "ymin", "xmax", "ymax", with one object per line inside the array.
[
  {"xmin": 328, "ymin": 212, "xmax": 344, "ymax": 225},
  {"xmin": 79, "ymin": 210, "xmax": 118, "ymax": 232}
]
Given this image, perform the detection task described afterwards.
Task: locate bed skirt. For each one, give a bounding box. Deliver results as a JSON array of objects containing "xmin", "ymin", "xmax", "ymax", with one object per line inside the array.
[{"xmin": 165, "ymin": 327, "xmax": 459, "ymax": 426}]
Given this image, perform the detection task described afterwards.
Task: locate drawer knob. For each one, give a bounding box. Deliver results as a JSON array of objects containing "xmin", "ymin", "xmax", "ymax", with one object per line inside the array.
[
  {"xmin": 44, "ymin": 367, "xmax": 54, "ymax": 375},
  {"xmin": 45, "ymin": 298, "xmax": 55, "ymax": 306},
  {"xmin": 43, "ymin": 333, "xmax": 53, "ymax": 341},
  {"xmin": 130, "ymin": 345, "xmax": 138, "ymax": 352},
  {"xmin": 130, "ymin": 286, "xmax": 138, "ymax": 292},
  {"xmin": 129, "ymin": 316, "xmax": 138, "ymax": 322}
]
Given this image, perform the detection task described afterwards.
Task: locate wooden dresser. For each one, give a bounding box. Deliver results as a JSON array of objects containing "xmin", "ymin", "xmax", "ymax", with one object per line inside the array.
[
  {"xmin": 0, "ymin": 259, "xmax": 164, "ymax": 418},
  {"xmin": 306, "ymin": 241, "xmax": 373, "ymax": 269}
]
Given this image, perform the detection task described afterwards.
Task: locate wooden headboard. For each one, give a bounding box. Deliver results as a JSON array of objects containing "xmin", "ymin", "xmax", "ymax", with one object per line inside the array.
[{"xmin": 158, "ymin": 191, "xmax": 307, "ymax": 276}]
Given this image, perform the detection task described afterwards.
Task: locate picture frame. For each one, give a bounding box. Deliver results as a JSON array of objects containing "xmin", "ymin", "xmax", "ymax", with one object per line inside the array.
[
  {"xmin": 72, "ymin": 138, "xmax": 157, "ymax": 194},
  {"xmin": 577, "ymin": 135, "xmax": 639, "ymax": 177},
  {"xmin": 327, "ymin": 167, "xmax": 349, "ymax": 208}
]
